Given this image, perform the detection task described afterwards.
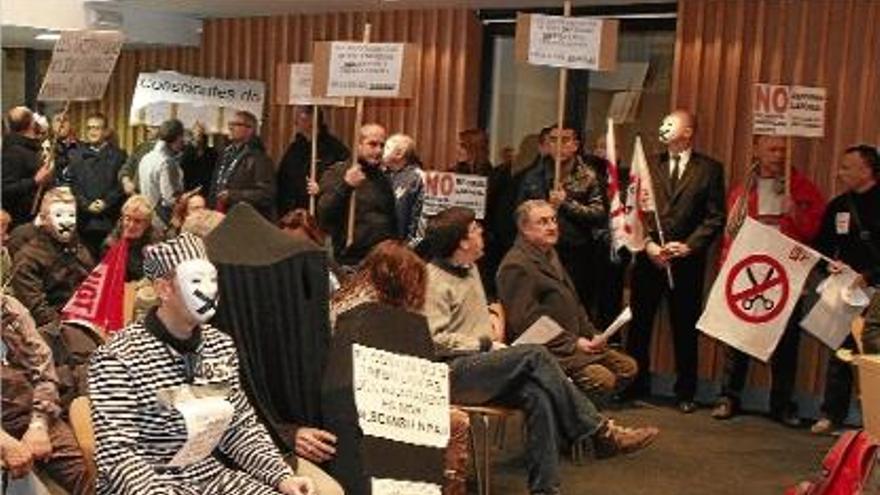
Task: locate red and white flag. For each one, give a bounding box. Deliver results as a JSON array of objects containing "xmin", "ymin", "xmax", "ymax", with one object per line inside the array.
[
  {"xmin": 607, "ymin": 119, "xmax": 627, "ymax": 253},
  {"xmin": 619, "ymin": 135, "xmax": 655, "ymax": 251},
  {"xmin": 61, "ymin": 238, "xmax": 129, "ymax": 333},
  {"xmin": 697, "ymin": 218, "xmax": 820, "ymax": 361}
]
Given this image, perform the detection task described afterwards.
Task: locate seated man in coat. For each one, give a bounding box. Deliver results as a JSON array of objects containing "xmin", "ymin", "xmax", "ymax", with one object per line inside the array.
[
  {"xmin": 88, "ymin": 233, "xmax": 315, "ymax": 495},
  {"xmin": 497, "ymin": 199, "xmax": 637, "ymax": 402}
]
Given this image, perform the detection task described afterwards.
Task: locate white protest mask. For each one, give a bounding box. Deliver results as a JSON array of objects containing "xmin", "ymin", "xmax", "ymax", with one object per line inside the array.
[
  {"xmin": 658, "ymin": 114, "xmax": 685, "ymax": 144},
  {"xmin": 47, "ymin": 203, "xmax": 77, "ymax": 242},
  {"xmin": 175, "ymin": 259, "xmax": 219, "ymax": 323}
]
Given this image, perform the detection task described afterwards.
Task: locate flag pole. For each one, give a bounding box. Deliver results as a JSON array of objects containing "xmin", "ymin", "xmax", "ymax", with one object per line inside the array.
[
  {"xmin": 308, "ymin": 104, "xmax": 319, "ymax": 216},
  {"xmin": 636, "ymin": 134, "xmax": 674, "ymax": 289},
  {"xmin": 345, "ymin": 23, "xmax": 372, "ymax": 248}
]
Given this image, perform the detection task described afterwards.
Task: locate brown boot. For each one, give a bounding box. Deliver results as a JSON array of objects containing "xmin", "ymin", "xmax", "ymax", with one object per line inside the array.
[{"xmin": 593, "ymin": 419, "xmax": 659, "ymax": 458}]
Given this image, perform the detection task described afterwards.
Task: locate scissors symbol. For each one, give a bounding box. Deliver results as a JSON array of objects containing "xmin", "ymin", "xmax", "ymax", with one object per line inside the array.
[{"xmin": 741, "ymin": 266, "xmax": 776, "ymax": 311}]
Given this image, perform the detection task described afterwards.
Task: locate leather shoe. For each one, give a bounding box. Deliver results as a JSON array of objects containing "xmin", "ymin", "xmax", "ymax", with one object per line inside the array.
[
  {"xmin": 772, "ymin": 409, "xmax": 803, "ymax": 428},
  {"xmin": 593, "ymin": 420, "xmax": 659, "ymax": 458},
  {"xmin": 677, "ymin": 400, "xmax": 698, "ymax": 414},
  {"xmin": 711, "ymin": 398, "xmax": 735, "ymax": 420}
]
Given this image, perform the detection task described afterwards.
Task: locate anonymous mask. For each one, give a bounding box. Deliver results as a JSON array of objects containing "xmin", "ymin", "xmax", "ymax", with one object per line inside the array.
[
  {"xmin": 658, "ymin": 114, "xmax": 685, "ymax": 145},
  {"xmin": 175, "ymin": 259, "xmax": 219, "ymax": 323},
  {"xmin": 47, "ymin": 203, "xmax": 77, "ymax": 243}
]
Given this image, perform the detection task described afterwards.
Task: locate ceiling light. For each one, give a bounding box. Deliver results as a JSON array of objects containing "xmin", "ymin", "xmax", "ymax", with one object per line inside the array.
[{"xmin": 35, "ymin": 32, "xmax": 62, "ymax": 41}]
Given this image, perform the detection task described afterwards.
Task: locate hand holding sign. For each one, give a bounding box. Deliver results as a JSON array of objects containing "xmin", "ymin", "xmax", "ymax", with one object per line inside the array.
[{"xmin": 344, "ymin": 164, "xmax": 366, "ymax": 188}]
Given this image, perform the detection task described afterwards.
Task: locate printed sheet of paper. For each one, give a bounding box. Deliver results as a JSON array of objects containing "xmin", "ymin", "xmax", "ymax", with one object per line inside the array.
[
  {"xmin": 371, "ymin": 478, "xmax": 442, "ymax": 495},
  {"xmin": 801, "ymin": 270, "xmax": 875, "ymax": 350},
  {"xmin": 327, "ymin": 43, "xmax": 405, "ymax": 97},
  {"xmin": 596, "ymin": 306, "xmax": 632, "ymax": 343},
  {"xmin": 167, "ymin": 395, "xmax": 235, "ymax": 467},
  {"xmin": 512, "ymin": 315, "xmax": 565, "ymax": 346}
]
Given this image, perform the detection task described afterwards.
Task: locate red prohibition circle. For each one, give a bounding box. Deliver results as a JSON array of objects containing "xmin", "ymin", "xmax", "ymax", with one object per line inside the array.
[{"xmin": 724, "ymin": 254, "xmax": 789, "ymax": 324}]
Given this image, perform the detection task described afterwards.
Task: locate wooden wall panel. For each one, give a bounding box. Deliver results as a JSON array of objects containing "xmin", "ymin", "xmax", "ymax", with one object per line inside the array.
[
  {"xmin": 67, "ymin": 8, "xmax": 483, "ymax": 170},
  {"xmin": 657, "ymin": 0, "xmax": 880, "ymax": 401}
]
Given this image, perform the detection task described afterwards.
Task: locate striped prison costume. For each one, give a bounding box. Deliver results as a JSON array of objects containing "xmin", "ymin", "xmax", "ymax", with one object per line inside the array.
[{"xmin": 88, "ymin": 316, "xmax": 295, "ymax": 495}]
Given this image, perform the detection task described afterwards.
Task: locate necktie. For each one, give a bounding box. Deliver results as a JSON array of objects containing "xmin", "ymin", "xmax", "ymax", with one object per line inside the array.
[{"xmin": 670, "ymin": 154, "xmax": 681, "ymax": 190}]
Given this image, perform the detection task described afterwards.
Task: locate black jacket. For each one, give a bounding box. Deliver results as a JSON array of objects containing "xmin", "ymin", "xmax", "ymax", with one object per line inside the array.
[
  {"xmin": 276, "ymin": 130, "xmax": 350, "ymax": 214},
  {"xmin": 67, "ymin": 143, "xmax": 127, "ymax": 235},
  {"xmin": 317, "ymin": 160, "xmax": 398, "ymax": 266},
  {"xmin": 645, "ymin": 151, "xmax": 726, "ymax": 257},
  {"xmin": 2, "ymin": 134, "xmax": 42, "ymax": 227},
  {"xmin": 209, "ymin": 138, "xmax": 277, "ymax": 221}
]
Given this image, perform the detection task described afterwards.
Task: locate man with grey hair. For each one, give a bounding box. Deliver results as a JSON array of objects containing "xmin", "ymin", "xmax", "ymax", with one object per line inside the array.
[
  {"xmin": 317, "ymin": 123, "xmax": 398, "ymax": 267},
  {"xmin": 383, "ymin": 133, "xmax": 425, "ymax": 246},
  {"xmin": 209, "ymin": 110, "xmax": 277, "ymax": 221},
  {"xmin": 499, "ymin": 200, "xmax": 638, "ymax": 402}
]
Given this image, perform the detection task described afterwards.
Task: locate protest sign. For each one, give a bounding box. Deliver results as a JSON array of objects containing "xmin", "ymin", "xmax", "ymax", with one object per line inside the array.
[
  {"xmin": 176, "ymin": 103, "xmax": 222, "ymax": 134},
  {"xmin": 38, "ymin": 30, "xmax": 124, "ymax": 101},
  {"xmin": 129, "ymin": 71, "xmax": 265, "ymax": 126},
  {"xmin": 698, "ymin": 218, "xmax": 821, "ymax": 361},
  {"xmin": 371, "ymin": 478, "xmax": 442, "ymax": 495},
  {"xmin": 312, "ymin": 42, "xmax": 419, "ymax": 98},
  {"xmin": 274, "ymin": 63, "xmax": 354, "ymax": 107},
  {"xmin": 753, "ymin": 84, "xmax": 826, "ymax": 138},
  {"xmin": 515, "ymin": 13, "xmax": 618, "ymax": 71},
  {"xmin": 422, "ymin": 172, "xmax": 487, "ymax": 219},
  {"xmin": 352, "ymin": 344, "xmax": 450, "ymax": 449}
]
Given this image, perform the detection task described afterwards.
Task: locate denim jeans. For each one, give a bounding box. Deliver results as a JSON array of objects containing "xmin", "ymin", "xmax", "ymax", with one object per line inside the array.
[{"xmin": 448, "ymin": 345, "xmax": 603, "ymax": 494}]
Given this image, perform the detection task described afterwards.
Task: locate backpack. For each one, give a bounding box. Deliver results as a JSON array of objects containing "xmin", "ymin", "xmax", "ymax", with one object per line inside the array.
[{"xmin": 787, "ymin": 430, "xmax": 879, "ymax": 495}]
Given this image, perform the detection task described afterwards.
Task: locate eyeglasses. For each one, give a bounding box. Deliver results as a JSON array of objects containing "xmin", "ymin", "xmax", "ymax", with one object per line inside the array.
[{"xmin": 228, "ymin": 121, "xmax": 252, "ymax": 129}]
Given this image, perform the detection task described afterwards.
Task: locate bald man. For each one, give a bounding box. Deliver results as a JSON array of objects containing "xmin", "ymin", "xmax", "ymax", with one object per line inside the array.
[
  {"xmin": 624, "ymin": 110, "xmax": 726, "ymax": 413},
  {"xmin": 2, "ymin": 107, "xmax": 53, "ymax": 226},
  {"xmin": 316, "ymin": 124, "xmax": 398, "ymax": 267}
]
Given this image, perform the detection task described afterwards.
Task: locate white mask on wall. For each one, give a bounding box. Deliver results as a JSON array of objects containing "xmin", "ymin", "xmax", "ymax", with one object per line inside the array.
[{"xmin": 175, "ymin": 259, "xmax": 219, "ymax": 323}]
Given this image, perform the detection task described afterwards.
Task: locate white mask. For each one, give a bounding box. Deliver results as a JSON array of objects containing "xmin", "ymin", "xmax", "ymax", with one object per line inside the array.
[
  {"xmin": 47, "ymin": 203, "xmax": 77, "ymax": 243},
  {"xmin": 175, "ymin": 259, "xmax": 219, "ymax": 323},
  {"xmin": 658, "ymin": 115, "xmax": 684, "ymax": 145}
]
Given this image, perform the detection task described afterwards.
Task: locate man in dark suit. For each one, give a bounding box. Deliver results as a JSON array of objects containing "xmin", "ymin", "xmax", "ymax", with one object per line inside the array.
[{"xmin": 624, "ymin": 110, "xmax": 726, "ymax": 413}]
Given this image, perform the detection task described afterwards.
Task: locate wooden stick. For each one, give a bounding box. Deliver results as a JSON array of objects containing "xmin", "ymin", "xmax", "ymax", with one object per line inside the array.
[
  {"xmin": 784, "ymin": 136, "xmax": 792, "ymax": 201},
  {"xmin": 345, "ymin": 23, "xmax": 372, "ymax": 248},
  {"xmin": 308, "ymin": 104, "xmax": 319, "ymax": 216},
  {"xmin": 553, "ymin": 0, "xmax": 572, "ymax": 190}
]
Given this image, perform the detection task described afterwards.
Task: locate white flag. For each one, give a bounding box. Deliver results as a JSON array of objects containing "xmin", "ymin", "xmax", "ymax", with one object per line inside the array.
[
  {"xmin": 697, "ymin": 218, "xmax": 821, "ymax": 361},
  {"xmin": 607, "ymin": 119, "xmax": 627, "ymax": 252},
  {"xmin": 621, "ymin": 136, "xmax": 655, "ymax": 251},
  {"xmin": 800, "ymin": 269, "xmax": 875, "ymax": 349}
]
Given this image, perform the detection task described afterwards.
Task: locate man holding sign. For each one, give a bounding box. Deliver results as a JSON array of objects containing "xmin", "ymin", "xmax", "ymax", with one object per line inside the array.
[{"xmin": 317, "ymin": 124, "xmax": 398, "ymax": 267}]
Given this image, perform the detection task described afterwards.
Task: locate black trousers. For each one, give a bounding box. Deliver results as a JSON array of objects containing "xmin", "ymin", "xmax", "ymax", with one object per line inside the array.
[
  {"xmin": 821, "ymin": 334, "xmax": 857, "ymax": 424},
  {"xmin": 626, "ymin": 253, "xmax": 706, "ymax": 401},
  {"xmin": 720, "ymin": 307, "xmax": 802, "ymax": 414}
]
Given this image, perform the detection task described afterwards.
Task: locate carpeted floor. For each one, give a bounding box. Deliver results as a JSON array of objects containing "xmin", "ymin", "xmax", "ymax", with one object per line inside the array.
[{"xmin": 485, "ymin": 398, "xmax": 837, "ymax": 495}]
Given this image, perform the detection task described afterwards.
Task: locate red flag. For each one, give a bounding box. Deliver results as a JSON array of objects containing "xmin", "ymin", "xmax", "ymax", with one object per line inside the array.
[
  {"xmin": 61, "ymin": 238, "xmax": 129, "ymax": 333},
  {"xmin": 606, "ymin": 119, "xmax": 627, "ymax": 252}
]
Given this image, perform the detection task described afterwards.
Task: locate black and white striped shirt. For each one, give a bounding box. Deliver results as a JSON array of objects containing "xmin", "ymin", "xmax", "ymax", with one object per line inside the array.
[{"xmin": 88, "ymin": 318, "xmax": 294, "ymax": 494}]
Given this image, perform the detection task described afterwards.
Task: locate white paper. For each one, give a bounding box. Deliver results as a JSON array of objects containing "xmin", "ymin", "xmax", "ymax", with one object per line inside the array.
[
  {"xmin": 800, "ymin": 270, "xmax": 872, "ymax": 350},
  {"xmin": 167, "ymin": 395, "xmax": 235, "ymax": 467},
  {"xmin": 371, "ymin": 478, "xmax": 442, "ymax": 495},
  {"xmin": 176, "ymin": 103, "xmax": 221, "ymax": 134},
  {"xmin": 422, "ymin": 172, "xmax": 488, "ymax": 220},
  {"xmin": 753, "ymin": 83, "xmax": 826, "ymax": 138},
  {"xmin": 287, "ymin": 63, "xmax": 353, "ymax": 107},
  {"xmin": 512, "ymin": 315, "xmax": 566, "ymax": 346},
  {"xmin": 327, "ymin": 42, "xmax": 405, "ymax": 97},
  {"xmin": 757, "ymin": 178, "xmax": 784, "ymax": 216},
  {"xmin": 526, "ymin": 14, "xmax": 612, "ymax": 70},
  {"xmin": 596, "ymin": 307, "xmax": 632, "ymax": 343},
  {"xmin": 38, "ymin": 30, "xmax": 124, "ymax": 102},
  {"xmin": 352, "ymin": 344, "xmax": 450, "ymax": 449},
  {"xmin": 130, "ymin": 71, "xmax": 264, "ymax": 126}
]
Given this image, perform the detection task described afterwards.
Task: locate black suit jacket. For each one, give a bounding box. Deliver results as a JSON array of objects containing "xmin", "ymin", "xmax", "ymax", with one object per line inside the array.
[{"xmin": 646, "ymin": 150, "xmax": 726, "ymax": 257}]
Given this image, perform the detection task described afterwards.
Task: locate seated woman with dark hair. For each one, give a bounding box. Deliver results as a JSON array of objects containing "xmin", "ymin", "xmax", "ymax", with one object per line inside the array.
[
  {"xmin": 102, "ymin": 194, "xmax": 164, "ymax": 281},
  {"xmin": 323, "ymin": 240, "xmax": 469, "ymax": 495}
]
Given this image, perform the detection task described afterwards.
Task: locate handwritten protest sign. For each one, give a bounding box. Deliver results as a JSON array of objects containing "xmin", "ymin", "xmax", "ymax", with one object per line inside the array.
[
  {"xmin": 129, "ymin": 71, "xmax": 264, "ymax": 126},
  {"xmin": 753, "ymin": 84, "xmax": 826, "ymax": 138},
  {"xmin": 38, "ymin": 30, "xmax": 124, "ymax": 101},
  {"xmin": 274, "ymin": 63, "xmax": 354, "ymax": 107},
  {"xmin": 352, "ymin": 344, "xmax": 450, "ymax": 449},
  {"xmin": 422, "ymin": 172, "xmax": 487, "ymax": 219},
  {"xmin": 515, "ymin": 14, "xmax": 618, "ymax": 71},
  {"xmin": 312, "ymin": 42, "xmax": 418, "ymax": 98}
]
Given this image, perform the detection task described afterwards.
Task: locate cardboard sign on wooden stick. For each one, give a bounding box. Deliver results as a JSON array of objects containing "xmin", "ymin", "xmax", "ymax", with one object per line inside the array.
[
  {"xmin": 274, "ymin": 63, "xmax": 355, "ymax": 107},
  {"xmin": 38, "ymin": 30, "xmax": 124, "ymax": 102},
  {"xmin": 311, "ymin": 41, "xmax": 419, "ymax": 99},
  {"xmin": 753, "ymin": 83, "xmax": 826, "ymax": 138},
  {"xmin": 515, "ymin": 13, "xmax": 618, "ymax": 71}
]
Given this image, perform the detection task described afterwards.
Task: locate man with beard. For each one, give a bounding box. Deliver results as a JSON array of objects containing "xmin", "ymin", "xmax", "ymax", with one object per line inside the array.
[
  {"xmin": 317, "ymin": 123, "xmax": 398, "ymax": 268},
  {"xmin": 11, "ymin": 187, "xmax": 94, "ymax": 328},
  {"xmin": 2, "ymin": 106, "xmax": 54, "ymax": 227}
]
